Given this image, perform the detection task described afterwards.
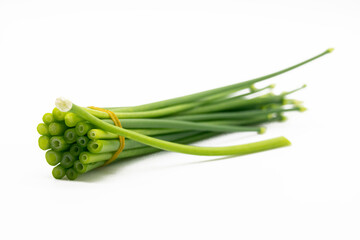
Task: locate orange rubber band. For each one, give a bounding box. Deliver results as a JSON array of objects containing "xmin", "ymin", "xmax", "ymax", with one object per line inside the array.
[{"xmin": 88, "ymin": 106, "xmax": 125, "ymax": 166}]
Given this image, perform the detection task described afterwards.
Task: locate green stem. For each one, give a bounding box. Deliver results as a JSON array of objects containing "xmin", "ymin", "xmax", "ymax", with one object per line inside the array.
[
  {"xmin": 43, "ymin": 113, "xmax": 55, "ymax": 125},
  {"xmin": 48, "ymin": 122, "xmax": 67, "ymax": 136},
  {"xmin": 101, "ymin": 49, "xmax": 331, "ymax": 112},
  {"xmin": 169, "ymin": 106, "xmax": 302, "ymax": 121},
  {"xmin": 203, "ymin": 115, "xmax": 272, "ymax": 127},
  {"xmin": 45, "ymin": 150, "xmax": 63, "ymax": 166},
  {"xmin": 69, "ymin": 144, "xmax": 83, "ymax": 157},
  {"xmin": 214, "ymin": 84, "xmax": 274, "ymax": 104},
  {"xmin": 64, "ymin": 128, "xmax": 78, "ymax": 144},
  {"xmin": 182, "ymin": 94, "xmax": 284, "ymax": 115},
  {"xmin": 66, "ymin": 168, "xmax": 79, "ymax": 180},
  {"xmin": 85, "ymin": 102, "xmax": 204, "ymax": 119},
  {"xmin": 88, "ymin": 128, "xmax": 186, "ymax": 139},
  {"xmin": 77, "ymin": 136, "xmax": 90, "ymax": 148},
  {"xmin": 122, "ymin": 131, "xmax": 199, "ymax": 150},
  {"xmin": 50, "ymin": 136, "xmax": 70, "ymax": 152},
  {"xmin": 74, "ymin": 160, "xmax": 104, "ymax": 174},
  {"xmin": 37, "ymin": 123, "xmax": 49, "ymax": 135},
  {"xmin": 60, "ymin": 152, "xmax": 76, "ymax": 168},
  {"xmin": 79, "ymin": 132, "xmax": 220, "ymax": 165},
  {"xmin": 88, "ymin": 129, "xmax": 119, "ymax": 139},
  {"xmin": 281, "ymin": 84, "xmax": 307, "ymax": 96},
  {"xmin": 86, "ymin": 112, "xmax": 283, "ymax": 140},
  {"xmin": 62, "ymin": 102, "xmax": 291, "ymax": 156},
  {"xmin": 132, "ymin": 128, "xmax": 185, "ymax": 136},
  {"xmin": 38, "ymin": 136, "xmax": 51, "ymax": 150},
  {"xmin": 52, "ymin": 165, "xmax": 66, "ymax": 179},
  {"xmin": 52, "ymin": 107, "xmax": 67, "ymax": 121},
  {"xmin": 75, "ymin": 121, "xmax": 93, "ymax": 136},
  {"xmin": 101, "ymin": 118, "xmax": 262, "ymax": 133},
  {"xmin": 65, "ymin": 113, "xmax": 83, "ymax": 127},
  {"xmin": 104, "ymin": 88, "xmax": 237, "ymax": 112},
  {"xmin": 87, "ymin": 131, "xmax": 200, "ymax": 154}
]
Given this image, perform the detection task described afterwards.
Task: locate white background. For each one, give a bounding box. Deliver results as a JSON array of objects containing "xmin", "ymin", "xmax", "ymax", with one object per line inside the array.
[{"xmin": 0, "ymin": 0, "xmax": 359, "ymax": 239}]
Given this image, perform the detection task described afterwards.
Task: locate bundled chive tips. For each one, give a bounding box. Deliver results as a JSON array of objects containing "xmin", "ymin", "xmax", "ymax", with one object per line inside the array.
[{"xmin": 37, "ymin": 48, "xmax": 333, "ymax": 180}]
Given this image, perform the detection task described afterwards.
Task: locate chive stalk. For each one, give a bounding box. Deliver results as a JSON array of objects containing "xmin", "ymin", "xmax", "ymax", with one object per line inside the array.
[
  {"xmin": 85, "ymin": 102, "xmax": 203, "ymax": 119},
  {"xmin": 183, "ymin": 94, "xmax": 285, "ymax": 115},
  {"xmin": 50, "ymin": 136, "xmax": 70, "ymax": 152},
  {"xmin": 74, "ymin": 160, "xmax": 104, "ymax": 174},
  {"xmin": 39, "ymin": 136, "xmax": 51, "ymax": 150},
  {"xmin": 52, "ymin": 165, "xmax": 66, "ymax": 179},
  {"xmin": 48, "ymin": 122, "xmax": 67, "ymax": 136},
  {"xmin": 169, "ymin": 106, "xmax": 303, "ymax": 121},
  {"xmin": 122, "ymin": 131, "xmax": 200, "ymax": 150},
  {"xmin": 66, "ymin": 168, "xmax": 78, "ymax": 180},
  {"xmin": 87, "ymin": 140, "xmax": 121, "ymax": 154},
  {"xmin": 64, "ymin": 128, "xmax": 77, "ymax": 144},
  {"xmin": 69, "ymin": 144, "xmax": 83, "ymax": 157},
  {"xmin": 101, "ymin": 118, "xmax": 263, "ymax": 133},
  {"xmin": 87, "ymin": 131, "xmax": 199, "ymax": 154},
  {"xmin": 78, "ymin": 132, "xmax": 222, "ymax": 171},
  {"xmin": 214, "ymin": 84, "xmax": 275, "ymax": 104},
  {"xmin": 60, "ymin": 152, "xmax": 76, "ymax": 168},
  {"xmin": 66, "ymin": 101, "xmax": 291, "ymax": 156},
  {"xmin": 77, "ymin": 136, "xmax": 89, "ymax": 148},
  {"xmin": 43, "ymin": 113, "xmax": 55, "ymax": 125},
  {"xmin": 45, "ymin": 150, "xmax": 63, "ymax": 166},
  {"xmin": 61, "ymin": 101, "xmax": 290, "ymax": 156},
  {"xmin": 37, "ymin": 123, "xmax": 49, "ymax": 135},
  {"xmin": 88, "ymin": 129, "xmax": 118, "ymax": 140},
  {"xmin": 52, "ymin": 107, "xmax": 67, "ymax": 121},
  {"xmin": 75, "ymin": 121, "xmax": 93, "ymax": 136},
  {"xmin": 65, "ymin": 113, "xmax": 83, "ymax": 127},
  {"xmin": 132, "ymin": 128, "xmax": 185, "ymax": 136},
  {"xmin": 88, "ymin": 128, "xmax": 185, "ymax": 139},
  {"xmin": 102, "ymin": 49, "xmax": 332, "ymax": 112}
]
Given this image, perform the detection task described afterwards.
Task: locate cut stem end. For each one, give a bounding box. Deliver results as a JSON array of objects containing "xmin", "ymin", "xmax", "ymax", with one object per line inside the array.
[{"xmin": 55, "ymin": 97, "xmax": 73, "ymax": 112}]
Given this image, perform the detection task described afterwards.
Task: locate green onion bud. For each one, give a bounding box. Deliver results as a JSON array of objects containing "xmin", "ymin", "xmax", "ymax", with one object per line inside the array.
[
  {"xmin": 249, "ymin": 84, "xmax": 257, "ymax": 92},
  {"xmin": 297, "ymin": 105, "xmax": 307, "ymax": 112},
  {"xmin": 258, "ymin": 127, "xmax": 266, "ymax": 134}
]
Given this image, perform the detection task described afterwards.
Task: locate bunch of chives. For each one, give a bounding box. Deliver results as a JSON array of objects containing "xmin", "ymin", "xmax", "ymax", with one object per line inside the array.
[{"xmin": 37, "ymin": 48, "xmax": 333, "ymax": 180}]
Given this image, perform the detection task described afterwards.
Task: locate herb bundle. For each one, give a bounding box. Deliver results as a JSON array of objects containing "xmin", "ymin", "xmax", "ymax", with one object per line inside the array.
[{"xmin": 37, "ymin": 49, "xmax": 332, "ymax": 180}]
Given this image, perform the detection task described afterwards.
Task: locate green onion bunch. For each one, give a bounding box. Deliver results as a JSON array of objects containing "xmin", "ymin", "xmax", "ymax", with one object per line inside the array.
[{"xmin": 37, "ymin": 49, "xmax": 333, "ymax": 180}]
